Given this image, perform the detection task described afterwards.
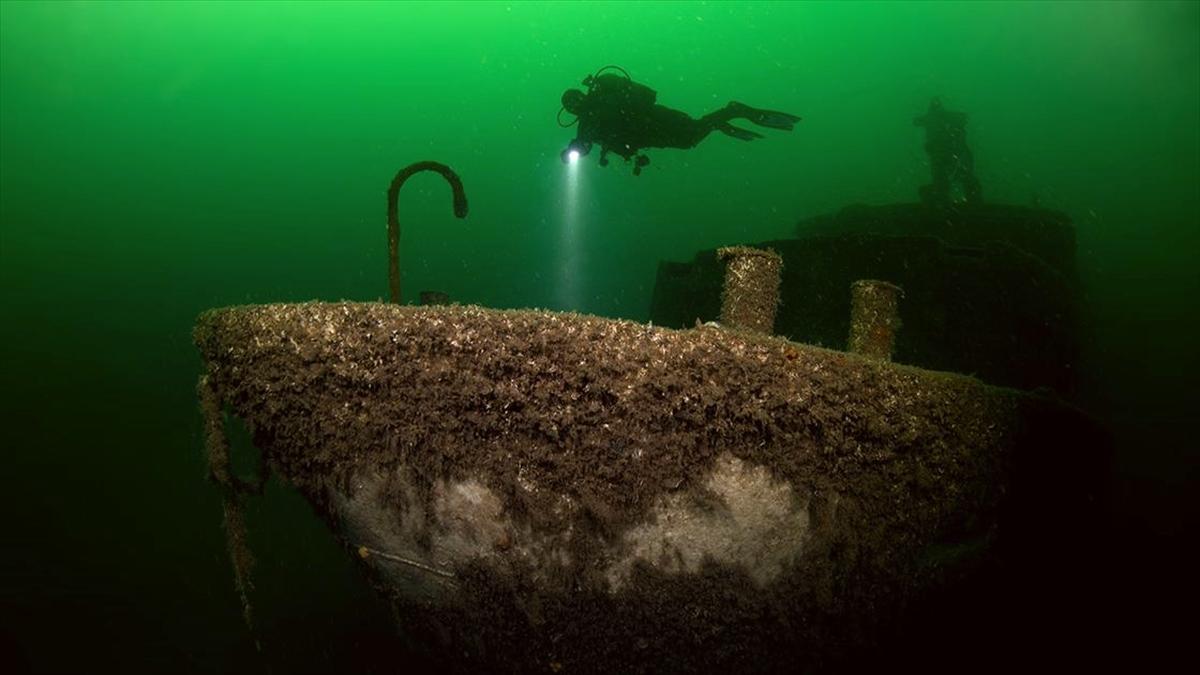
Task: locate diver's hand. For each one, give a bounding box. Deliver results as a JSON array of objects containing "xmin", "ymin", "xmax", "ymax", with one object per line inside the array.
[{"xmin": 561, "ymin": 139, "xmax": 592, "ymax": 164}]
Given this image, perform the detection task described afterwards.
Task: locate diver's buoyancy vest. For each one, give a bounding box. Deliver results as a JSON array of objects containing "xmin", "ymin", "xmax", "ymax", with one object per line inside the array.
[{"xmin": 588, "ymin": 73, "xmax": 657, "ymax": 112}]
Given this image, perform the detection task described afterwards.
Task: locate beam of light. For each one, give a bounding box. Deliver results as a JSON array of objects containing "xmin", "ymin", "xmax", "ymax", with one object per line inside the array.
[{"xmin": 559, "ymin": 154, "xmax": 581, "ymax": 310}]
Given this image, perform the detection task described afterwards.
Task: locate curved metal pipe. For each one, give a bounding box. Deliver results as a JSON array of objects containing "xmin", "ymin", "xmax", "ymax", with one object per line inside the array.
[{"xmin": 387, "ymin": 162, "xmax": 468, "ymax": 304}]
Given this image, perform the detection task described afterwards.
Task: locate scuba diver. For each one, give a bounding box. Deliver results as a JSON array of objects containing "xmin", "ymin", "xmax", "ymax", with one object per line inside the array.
[
  {"xmin": 913, "ymin": 97, "xmax": 982, "ymax": 206},
  {"xmin": 559, "ymin": 66, "xmax": 801, "ymax": 176}
]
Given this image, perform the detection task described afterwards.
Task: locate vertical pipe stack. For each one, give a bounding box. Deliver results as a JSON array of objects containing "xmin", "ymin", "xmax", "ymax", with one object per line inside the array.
[
  {"xmin": 718, "ymin": 246, "xmax": 783, "ymax": 334},
  {"xmin": 847, "ymin": 279, "xmax": 904, "ymax": 361}
]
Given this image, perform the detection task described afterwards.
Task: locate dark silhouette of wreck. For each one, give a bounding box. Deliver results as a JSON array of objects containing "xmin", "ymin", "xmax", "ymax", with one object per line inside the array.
[{"xmin": 651, "ymin": 104, "xmax": 1082, "ymax": 398}]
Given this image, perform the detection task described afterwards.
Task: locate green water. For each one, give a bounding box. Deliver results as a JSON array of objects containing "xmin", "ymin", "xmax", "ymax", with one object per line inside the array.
[{"xmin": 2, "ymin": 1, "xmax": 1195, "ymax": 672}]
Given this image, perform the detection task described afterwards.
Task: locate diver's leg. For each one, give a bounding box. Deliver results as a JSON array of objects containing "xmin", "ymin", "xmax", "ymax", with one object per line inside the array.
[
  {"xmin": 928, "ymin": 156, "xmax": 952, "ymax": 206},
  {"xmin": 691, "ymin": 106, "xmax": 762, "ymax": 142},
  {"xmin": 961, "ymin": 170, "xmax": 983, "ymax": 204},
  {"xmin": 959, "ymin": 150, "xmax": 982, "ymax": 203},
  {"xmin": 919, "ymin": 184, "xmax": 935, "ymax": 206},
  {"xmin": 647, "ymin": 105, "xmax": 762, "ymax": 149},
  {"xmin": 682, "ymin": 119, "xmax": 715, "ymax": 147},
  {"xmin": 650, "ymin": 107, "xmax": 718, "ymax": 148},
  {"xmin": 699, "ymin": 103, "xmax": 743, "ymax": 127}
]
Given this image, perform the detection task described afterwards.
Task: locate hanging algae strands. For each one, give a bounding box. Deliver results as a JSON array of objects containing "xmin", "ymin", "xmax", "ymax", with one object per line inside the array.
[{"xmin": 198, "ymin": 374, "xmax": 270, "ymax": 648}]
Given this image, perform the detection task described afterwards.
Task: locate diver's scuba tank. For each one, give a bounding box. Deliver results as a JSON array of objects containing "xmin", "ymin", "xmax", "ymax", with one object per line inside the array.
[{"xmin": 582, "ymin": 65, "xmax": 657, "ymax": 109}]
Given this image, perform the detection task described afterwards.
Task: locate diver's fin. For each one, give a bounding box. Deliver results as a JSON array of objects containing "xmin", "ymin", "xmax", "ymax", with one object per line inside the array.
[
  {"xmin": 731, "ymin": 101, "xmax": 802, "ymax": 131},
  {"xmin": 719, "ymin": 123, "xmax": 763, "ymax": 141},
  {"xmin": 753, "ymin": 110, "xmax": 802, "ymax": 130}
]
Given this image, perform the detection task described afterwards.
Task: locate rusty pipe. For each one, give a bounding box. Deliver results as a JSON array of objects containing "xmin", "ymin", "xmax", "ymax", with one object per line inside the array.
[
  {"xmin": 847, "ymin": 279, "xmax": 904, "ymax": 361},
  {"xmin": 717, "ymin": 246, "xmax": 783, "ymax": 334},
  {"xmin": 387, "ymin": 162, "xmax": 468, "ymax": 304}
]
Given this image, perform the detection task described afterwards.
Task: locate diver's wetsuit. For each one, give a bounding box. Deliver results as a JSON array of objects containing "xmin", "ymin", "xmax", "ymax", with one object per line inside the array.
[{"xmin": 564, "ymin": 74, "xmax": 800, "ymax": 172}]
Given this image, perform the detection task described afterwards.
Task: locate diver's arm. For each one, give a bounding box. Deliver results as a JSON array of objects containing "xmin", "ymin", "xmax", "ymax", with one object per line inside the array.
[{"xmin": 562, "ymin": 115, "xmax": 597, "ymax": 162}]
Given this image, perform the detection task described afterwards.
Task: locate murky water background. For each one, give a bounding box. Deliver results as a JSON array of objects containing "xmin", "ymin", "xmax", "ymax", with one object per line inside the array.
[{"xmin": 2, "ymin": 2, "xmax": 1195, "ymax": 671}]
